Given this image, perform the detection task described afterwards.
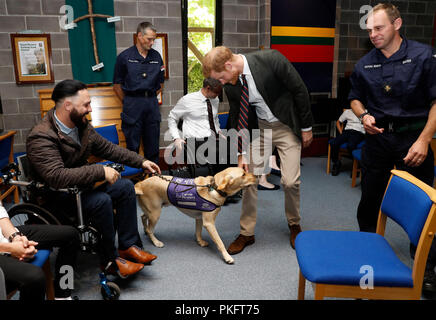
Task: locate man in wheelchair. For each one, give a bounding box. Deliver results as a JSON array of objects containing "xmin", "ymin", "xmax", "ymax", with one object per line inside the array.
[{"xmin": 26, "ymin": 79, "xmax": 161, "ymax": 279}]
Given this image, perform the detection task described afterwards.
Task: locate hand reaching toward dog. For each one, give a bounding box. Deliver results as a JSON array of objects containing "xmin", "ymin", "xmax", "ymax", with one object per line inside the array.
[
  {"xmin": 237, "ymin": 154, "xmax": 249, "ymax": 172},
  {"xmin": 142, "ymin": 160, "xmax": 161, "ymax": 175}
]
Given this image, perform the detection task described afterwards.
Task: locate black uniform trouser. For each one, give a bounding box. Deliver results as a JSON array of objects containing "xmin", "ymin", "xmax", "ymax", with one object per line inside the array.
[
  {"xmin": 357, "ymin": 130, "xmax": 435, "ymax": 266},
  {"xmin": 0, "ymin": 224, "xmax": 80, "ymax": 300},
  {"xmin": 122, "ymin": 95, "xmax": 160, "ymax": 165},
  {"xmin": 184, "ymin": 136, "xmax": 230, "ymax": 177},
  {"xmin": 330, "ymin": 129, "xmax": 365, "ymax": 163}
]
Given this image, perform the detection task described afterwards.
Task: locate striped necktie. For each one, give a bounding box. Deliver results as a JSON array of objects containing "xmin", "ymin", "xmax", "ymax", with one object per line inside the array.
[{"xmin": 237, "ymin": 74, "xmax": 249, "ymax": 153}]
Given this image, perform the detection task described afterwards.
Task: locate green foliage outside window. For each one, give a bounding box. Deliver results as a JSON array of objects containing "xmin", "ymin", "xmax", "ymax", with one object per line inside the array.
[{"xmin": 188, "ymin": 0, "xmax": 215, "ymax": 93}]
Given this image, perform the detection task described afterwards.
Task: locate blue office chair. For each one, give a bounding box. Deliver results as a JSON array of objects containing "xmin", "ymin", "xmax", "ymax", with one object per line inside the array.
[
  {"xmin": 94, "ymin": 124, "xmax": 144, "ymax": 179},
  {"xmin": 296, "ymin": 170, "xmax": 436, "ymax": 300}
]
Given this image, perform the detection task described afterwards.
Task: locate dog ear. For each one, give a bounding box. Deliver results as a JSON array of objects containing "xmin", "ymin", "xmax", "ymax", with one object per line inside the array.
[
  {"xmin": 134, "ymin": 183, "xmax": 144, "ymax": 195},
  {"xmin": 217, "ymin": 175, "xmax": 234, "ymax": 190}
]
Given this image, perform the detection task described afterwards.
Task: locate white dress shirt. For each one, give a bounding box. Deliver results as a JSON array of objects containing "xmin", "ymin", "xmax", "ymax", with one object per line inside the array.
[
  {"xmin": 240, "ymin": 54, "xmax": 311, "ymax": 131},
  {"xmin": 0, "ymin": 205, "xmax": 10, "ymax": 244},
  {"xmin": 168, "ymin": 90, "xmax": 221, "ymax": 140},
  {"xmin": 241, "ymin": 55, "xmax": 279, "ymax": 122},
  {"xmin": 339, "ymin": 109, "xmax": 365, "ymax": 134}
]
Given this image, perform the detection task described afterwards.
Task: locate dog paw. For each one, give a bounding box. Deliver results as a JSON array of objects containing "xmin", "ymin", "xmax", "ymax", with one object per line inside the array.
[
  {"xmin": 225, "ymin": 256, "xmax": 234, "ymax": 264},
  {"xmin": 152, "ymin": 240, "xmax": 165, "ymax": 248},
  {"xmin": 197, "ymin": 240, "xmax": 209, "ymax": 247}
]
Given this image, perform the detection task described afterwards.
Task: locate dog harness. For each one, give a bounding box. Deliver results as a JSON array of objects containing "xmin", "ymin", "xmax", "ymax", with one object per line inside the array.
[{"xmin": 167, "ymin": 177, "xmax": 218, "ymax": 212}]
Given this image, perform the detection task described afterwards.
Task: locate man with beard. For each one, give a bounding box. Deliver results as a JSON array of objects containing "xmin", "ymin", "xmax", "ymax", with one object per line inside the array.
[{"xmin": 26, "ymin": 79, "xmax": 161, "ymax": 279}]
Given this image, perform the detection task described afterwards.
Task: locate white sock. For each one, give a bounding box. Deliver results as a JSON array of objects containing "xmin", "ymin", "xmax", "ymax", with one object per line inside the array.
[{"xmin": 54, "ymin": 296, "xmax": 73, "ymax": 300}]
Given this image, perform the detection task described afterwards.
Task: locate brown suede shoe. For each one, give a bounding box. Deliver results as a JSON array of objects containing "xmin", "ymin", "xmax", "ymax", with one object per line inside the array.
[
  {"xmin": 289, "ymin": 224, "xmax": 302, "ymax": 250},
  {"xmin": 227, "ymin": 234, "xmax": 255, "ymax": 255},
  {"xmin": 119, "ymin": 245, "xmax": 157, "ymax": 265},
  {"xmin": 106, "ymin": 257, "xmax": 144, "ymax": 279}
]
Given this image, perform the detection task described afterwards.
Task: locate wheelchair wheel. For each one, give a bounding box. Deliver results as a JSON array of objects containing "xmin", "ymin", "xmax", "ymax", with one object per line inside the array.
[
  {"xmin": 101, "ymin": 281, "xmax": 121, "ymax": 300},
  {"xmin": 7, "ymin": 203, "xmax": 61, "ymax": 226}
]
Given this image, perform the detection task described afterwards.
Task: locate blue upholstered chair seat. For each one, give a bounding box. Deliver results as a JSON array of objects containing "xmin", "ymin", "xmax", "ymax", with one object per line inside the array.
[
  {"xmin": 296, "ymin": 230, "xmax": 413, "ymax": 287},
  {"xmin": 29, "ymin": 249, "xmax": 51, "ymax": 268},
  {"xmin": 352, "ymin": 148, "xmax": 361, "ymax": 161}
]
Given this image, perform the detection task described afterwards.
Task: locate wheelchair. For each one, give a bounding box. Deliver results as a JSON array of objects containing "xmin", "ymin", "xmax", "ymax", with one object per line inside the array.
[{"xmin": 0, "ymin": 159, "xmax": 123, "ymax": 300}]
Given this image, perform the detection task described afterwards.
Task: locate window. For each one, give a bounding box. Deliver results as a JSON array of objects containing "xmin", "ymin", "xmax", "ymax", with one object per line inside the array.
[{"xmin": 182, "ymin": 0, "xmax": 222, "ymax": 94}]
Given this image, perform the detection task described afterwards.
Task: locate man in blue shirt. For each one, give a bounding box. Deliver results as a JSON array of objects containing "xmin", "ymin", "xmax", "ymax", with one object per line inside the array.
[
  {"xmin": 349, "ymin": 3, "xmax": 436, "ymax": 293},
  {"xmin": 113, "ymin": 22, "xmax": 165, "ymax": 164}
]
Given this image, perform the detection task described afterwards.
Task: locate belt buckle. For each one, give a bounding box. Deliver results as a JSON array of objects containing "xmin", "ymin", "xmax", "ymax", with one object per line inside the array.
[{"xmin": 388, "ymin": 122, "xmax": 394, "ymax": 133}]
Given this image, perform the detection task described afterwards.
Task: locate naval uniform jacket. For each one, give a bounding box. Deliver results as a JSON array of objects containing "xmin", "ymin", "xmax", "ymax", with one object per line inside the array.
[{"xmin": 224, "ymin": 49, "xmax": 313, "ymax": 140}]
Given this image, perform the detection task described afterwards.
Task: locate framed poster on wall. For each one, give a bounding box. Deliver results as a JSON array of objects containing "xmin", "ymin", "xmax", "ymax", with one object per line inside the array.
[{"xmin": 10, "ymin": 34, "xmax": 54, "ymax": 85}]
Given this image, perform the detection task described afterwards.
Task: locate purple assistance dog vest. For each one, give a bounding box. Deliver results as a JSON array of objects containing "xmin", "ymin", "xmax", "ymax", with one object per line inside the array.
[{"xmin": 167, "ymin": 177, "xmax": 218, "ymax": 212}]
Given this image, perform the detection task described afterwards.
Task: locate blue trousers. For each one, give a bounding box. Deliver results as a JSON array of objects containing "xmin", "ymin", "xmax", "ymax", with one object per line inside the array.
[
  {"xmin": 47, "ymin": 179, "xmax": 142, "ymax": 265},
  {"xmin": 121, "ymin": 95, "xmax": 161, "ymax": 164}
]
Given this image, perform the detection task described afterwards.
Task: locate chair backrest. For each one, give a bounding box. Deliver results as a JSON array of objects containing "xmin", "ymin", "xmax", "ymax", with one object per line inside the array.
[
  {"xmin": 218, "ymin": 112, "xmax": 229, "ymax": 130},
  {"xmin": 380, "ymin": 170, "xmax": 436, "ymax": 247},
  {"xmin": 0, "ymin": 131, "xmax": 16, "ymax": 170},
  {"xmin": 94, "ymin": 124, "xmax": 119, "ymax": 145}
]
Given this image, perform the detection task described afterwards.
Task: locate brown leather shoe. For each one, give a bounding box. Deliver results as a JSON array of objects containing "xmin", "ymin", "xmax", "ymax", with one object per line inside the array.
[
  {"xmin": 227, "ymin": 234, "xmax": 255, "ymax": 255},
  {"xmin": 289, "ymin": 224, "xmax": 302, "ymax": 250},
  {"xmin": 119, "ymin": 245, "xmax": 157, "ymax": 264},
  {"xmin": 107, "ymin": 257, "xmax": 144, "ymax": 279}
]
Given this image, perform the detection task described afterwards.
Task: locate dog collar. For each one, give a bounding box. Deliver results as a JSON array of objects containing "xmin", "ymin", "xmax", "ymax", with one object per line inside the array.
[{"xmin": 210, "ymin": 179, "xmax": 227, "ymax": 198}]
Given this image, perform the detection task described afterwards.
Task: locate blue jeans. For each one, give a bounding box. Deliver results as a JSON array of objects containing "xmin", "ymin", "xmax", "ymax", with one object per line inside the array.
[{"xmin": 47, "ymin": 179, "xmax": 142, "ymax": 264}]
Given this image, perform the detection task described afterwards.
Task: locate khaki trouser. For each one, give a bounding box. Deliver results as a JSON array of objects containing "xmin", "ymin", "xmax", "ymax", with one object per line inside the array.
[{"xmin": 240, "ymin": 119, "xmax": 302, "ymax": 236}]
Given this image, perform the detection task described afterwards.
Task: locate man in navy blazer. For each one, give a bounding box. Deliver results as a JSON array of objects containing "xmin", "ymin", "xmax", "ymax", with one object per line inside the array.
[{"xmin": 203, "ymin": 46, "xmax": 314, "ymax": 253}]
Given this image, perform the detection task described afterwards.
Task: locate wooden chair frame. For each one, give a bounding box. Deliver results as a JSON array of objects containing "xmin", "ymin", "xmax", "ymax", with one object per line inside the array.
[{"xmin": 298, "ymin": 170, "xmax": 436, "ymax": 300}]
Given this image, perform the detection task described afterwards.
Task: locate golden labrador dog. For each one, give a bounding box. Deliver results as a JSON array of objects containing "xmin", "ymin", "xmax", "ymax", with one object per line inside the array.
[{"xmin": 134, "ymin": 167, "xmax": 256, "ymax": 264}]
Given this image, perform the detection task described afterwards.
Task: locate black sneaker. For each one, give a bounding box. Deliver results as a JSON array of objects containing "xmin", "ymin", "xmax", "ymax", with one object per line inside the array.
[{"xmin": 331, "ymin": 161, "xmax": 341, "ymax": 176}]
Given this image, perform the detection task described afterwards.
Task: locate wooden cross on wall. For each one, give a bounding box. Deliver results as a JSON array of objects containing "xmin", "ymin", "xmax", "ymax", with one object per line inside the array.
[{"xmin": 73, "ymin": 0, "xmax": 119, "ymax": 71}]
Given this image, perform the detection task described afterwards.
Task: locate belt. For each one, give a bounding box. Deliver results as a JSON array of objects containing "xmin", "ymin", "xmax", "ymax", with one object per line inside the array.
[
  {"xmin": 377, "ymin": 118, "xmax": 426, "ymax": 133},
  {"xmin": 124, "ymin": 90, "xmax": 156, "ymax": 98}
]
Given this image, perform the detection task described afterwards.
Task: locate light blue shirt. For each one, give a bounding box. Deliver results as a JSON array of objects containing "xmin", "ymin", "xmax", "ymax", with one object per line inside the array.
[{"xmin": 54, "ymin": 110, "xmax": 81, "ymax": 146}]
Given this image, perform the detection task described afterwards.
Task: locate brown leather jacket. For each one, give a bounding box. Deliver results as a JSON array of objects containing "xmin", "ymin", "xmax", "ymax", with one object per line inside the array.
[{"xmin": 26, "ymin": 108, "xmax": 145, "ymax": 189}]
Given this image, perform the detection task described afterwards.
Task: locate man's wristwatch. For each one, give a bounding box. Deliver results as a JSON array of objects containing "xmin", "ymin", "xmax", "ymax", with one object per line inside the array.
[
  {"xmin": 359, "ymin": 111, "xmax": 370, "ymax": 123},
  {"xmin": 8, "ymin": 231, "xmax": 23, "ymax": 242}
]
